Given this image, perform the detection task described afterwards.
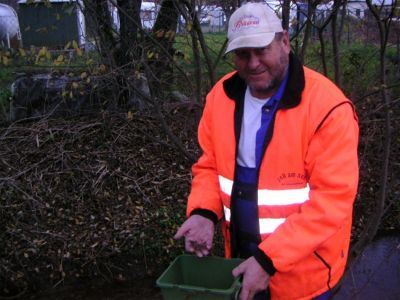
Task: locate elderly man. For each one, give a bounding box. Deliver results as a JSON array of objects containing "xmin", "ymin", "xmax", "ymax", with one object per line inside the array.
[{"xmin": 175, "ymin": 2, "xmax": 359, "ymax": 300}]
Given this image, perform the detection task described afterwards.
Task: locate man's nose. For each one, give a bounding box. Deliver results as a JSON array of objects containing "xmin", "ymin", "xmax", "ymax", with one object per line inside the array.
[{"xmin": 247, "ymin": 53, "xmax": 260, "ymax": 69}]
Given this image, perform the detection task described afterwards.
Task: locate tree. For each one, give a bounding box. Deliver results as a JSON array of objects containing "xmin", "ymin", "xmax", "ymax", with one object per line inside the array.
[
  {"xmin": 116, "ymin": 0, "xmax": 142, "ymax": 65},
  {"xmin": 81, "ymin": 0, "xmax": 118, "ymax": 64},
  {"xmin": 298, "ymin": 0, "xmax": 321, "ymax": 63},
  {"xmin": 350, "ymin": 0, "xmax": 398, "ymax": 258},
  {"xmin": 282, "ymin": 0, "xmax": 292, "ymax": 30},
  {"xmin": 146, "ymin": 0, "xmax": 179, "ymax": 97},
  {"xmin": 331, "ymin": 0, "xmax": 344, "ymax": 87}
]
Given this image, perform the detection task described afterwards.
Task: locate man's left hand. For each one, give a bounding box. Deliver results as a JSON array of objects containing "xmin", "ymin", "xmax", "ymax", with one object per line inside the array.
[{"xmin": 232, "ymin": 256, "xmax": 271, "ymax": 300}]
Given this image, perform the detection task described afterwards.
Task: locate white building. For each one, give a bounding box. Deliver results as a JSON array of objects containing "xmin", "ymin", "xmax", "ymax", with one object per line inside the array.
[
  {"xmin": 347, "ymin": 0, "xmax": 396, "ymax": 19},
  {"xmin": 109, "ymin": 1, "xmax": 160, "ymax": 31}
]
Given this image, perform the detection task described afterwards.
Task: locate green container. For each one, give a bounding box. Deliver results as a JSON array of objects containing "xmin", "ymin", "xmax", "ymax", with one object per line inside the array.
[{"xmin": 156, "ymin": 254, "xmax": 243, "ymax": 300}]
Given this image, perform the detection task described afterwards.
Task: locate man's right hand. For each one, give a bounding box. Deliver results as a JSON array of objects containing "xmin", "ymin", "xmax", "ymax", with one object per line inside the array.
[{"xmin": 174, "ymin": 215, "xmax": 214, "ymax": 257}]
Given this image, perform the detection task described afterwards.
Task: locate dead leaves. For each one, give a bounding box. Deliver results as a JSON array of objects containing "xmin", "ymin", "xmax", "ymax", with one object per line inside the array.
[{"xmin": 0, "ymin": 112, "xmax": 198, "ymax": 297}]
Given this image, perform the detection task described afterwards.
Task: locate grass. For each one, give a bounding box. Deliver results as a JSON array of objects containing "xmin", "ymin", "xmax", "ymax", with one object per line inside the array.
[
  {"xmin": 2, "ymin": 36, "xmax": 397, "ymax": 121},
  {"xmin": 299, "ymin": 41, "xmax": 399, "ymax": 100},
  {"xmin": 175, "ymin": 32, "xmax": 234, "ymax": 85}
]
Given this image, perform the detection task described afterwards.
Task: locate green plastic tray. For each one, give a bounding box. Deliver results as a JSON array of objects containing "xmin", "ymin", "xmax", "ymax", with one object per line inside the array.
[{"xmin": 156, "ymin": 254, "xmax": 243, "ymax": 300}]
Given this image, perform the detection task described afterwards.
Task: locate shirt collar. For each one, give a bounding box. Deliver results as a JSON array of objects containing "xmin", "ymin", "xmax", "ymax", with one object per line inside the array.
[{"xmin": 271, "ymin": 69, "xmax": 289, "ymax": 103}]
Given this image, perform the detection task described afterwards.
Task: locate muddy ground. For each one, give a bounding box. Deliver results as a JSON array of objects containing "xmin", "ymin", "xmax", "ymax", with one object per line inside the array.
[{"xmin": 20, "ymin": 277, "xmax": 162, "ymax": 300}]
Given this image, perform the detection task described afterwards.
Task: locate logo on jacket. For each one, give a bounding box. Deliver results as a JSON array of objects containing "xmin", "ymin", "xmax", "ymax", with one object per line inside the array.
[{"xmin": 277, "ymin": 172, "xmax": 307, "ymax": 185}]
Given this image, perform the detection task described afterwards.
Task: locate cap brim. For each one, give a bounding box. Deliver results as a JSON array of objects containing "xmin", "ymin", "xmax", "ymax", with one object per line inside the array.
[{"xmin": 225, "ymin": 32, "xmax": 276, "ymax": 54}]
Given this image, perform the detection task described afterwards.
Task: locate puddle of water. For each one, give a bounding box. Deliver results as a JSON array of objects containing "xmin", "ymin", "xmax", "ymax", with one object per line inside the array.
[{"xmin": 335, "ymin": 235, "xmax": 400, "ymax": 300}]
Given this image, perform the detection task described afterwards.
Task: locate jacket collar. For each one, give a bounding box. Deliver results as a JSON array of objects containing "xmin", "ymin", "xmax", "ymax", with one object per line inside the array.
[{"xmin": 222, "ymin": 52, "xmax": 305, "ymax": 109}]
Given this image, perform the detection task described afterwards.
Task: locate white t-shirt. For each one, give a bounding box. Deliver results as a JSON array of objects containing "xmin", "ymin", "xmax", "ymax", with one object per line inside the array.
[{"xmin": 237, "ymin": 87, "xmax": 270, "ymax": 168}]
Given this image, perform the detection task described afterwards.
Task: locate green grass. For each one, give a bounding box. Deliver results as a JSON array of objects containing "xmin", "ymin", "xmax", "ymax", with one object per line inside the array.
[
  {"xmin": 299, "ymin": 41, "xmax": 394, "ymax": 100},
  {"xmin": 175, "ymin": 32, "xmax": 234, "ymax": 84}
]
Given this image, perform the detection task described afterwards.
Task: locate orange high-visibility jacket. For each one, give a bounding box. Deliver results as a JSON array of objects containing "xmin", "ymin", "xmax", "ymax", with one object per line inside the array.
[{"xmin": 187, "ymin": 54, "xmax": 359, "ymax": 300}]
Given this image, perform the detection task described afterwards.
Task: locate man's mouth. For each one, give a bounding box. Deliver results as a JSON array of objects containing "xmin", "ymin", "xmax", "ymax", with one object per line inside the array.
[
  {"xmin": 248, "ymin": 72, "xmax": 267, "ymax": 80},
  {"xmin": 248, "ymin": 69, "xmax": 267, "ymax": 77}
]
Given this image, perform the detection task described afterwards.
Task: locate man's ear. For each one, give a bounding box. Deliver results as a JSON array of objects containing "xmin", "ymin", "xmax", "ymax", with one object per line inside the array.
[{"xmin": 281, "ymin": 30, "xmax": 291, "ymax": 54}]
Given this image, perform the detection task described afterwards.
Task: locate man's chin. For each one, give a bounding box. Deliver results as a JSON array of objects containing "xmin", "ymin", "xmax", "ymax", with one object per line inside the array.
[{"xmin": 249, "ymin": 84, "xmax": 272, "ymax": 93}]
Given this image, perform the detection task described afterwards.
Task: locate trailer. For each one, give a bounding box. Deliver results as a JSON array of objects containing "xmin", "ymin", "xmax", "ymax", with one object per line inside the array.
[{"xmin": 17, "ymin": 0, "xmax": 85, "ymax": 48}]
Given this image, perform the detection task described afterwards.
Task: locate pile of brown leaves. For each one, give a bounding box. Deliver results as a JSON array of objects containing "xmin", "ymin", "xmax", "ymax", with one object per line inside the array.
[{"xmin": 0, "ymin": 110, "xmax": 199, "ymax": 298}]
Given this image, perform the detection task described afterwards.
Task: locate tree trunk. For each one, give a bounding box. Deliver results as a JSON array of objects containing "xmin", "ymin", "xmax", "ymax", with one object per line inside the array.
[
  {"xmin": 315, "ymin": 0, "xmax": 343, "ymax": 77},
  {"xmin": 338, "ymin": 0, "xmax": 348, "ymax": 44},
  {"xmin": 116, "ymin": 0, "xmax": 142, "ymax": 65},
  {"xmin": 318, "ymin": 30, "xmax": 328, "ymax": 76},
  {"xmin": 187, "ymin": 0, "xmax": 202, "ymax": 105},
  {"xmin": 147, "ymin": 0, "xmax": 179, "ymax": 98},
  {"xmin": 83, "ymin": 0, "xmax": 117, "ymax": 65},
  {"xmin": 186, "ymin": 0, "xmax": 216, "ymax": 87},
  {"xmin": 331, "ymin": 0, "xmax": 342, "ymax": 87},
  {"xmin": 299, "ymin": 1, "xmax": 319, "ymax": 63},
  {"xmin": 282, "ymin": 0, "xmax": 291, "ymax": 30}
]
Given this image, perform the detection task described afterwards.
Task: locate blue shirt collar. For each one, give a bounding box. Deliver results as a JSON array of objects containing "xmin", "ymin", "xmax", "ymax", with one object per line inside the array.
[{"xmin": 269, "ymin": 68, "xmax": 289, "ymax": 103}]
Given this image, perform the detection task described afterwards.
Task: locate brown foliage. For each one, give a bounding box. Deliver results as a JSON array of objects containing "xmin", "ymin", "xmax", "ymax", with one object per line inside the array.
[{"xmin": 0, "ymin": 111, "xmax": 199, "ymax": 297}]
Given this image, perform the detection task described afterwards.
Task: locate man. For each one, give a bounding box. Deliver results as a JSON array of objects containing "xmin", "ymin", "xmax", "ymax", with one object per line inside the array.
[{"xmin": 174, "ymin": 2, "xmax": 359, "ymax": 300}]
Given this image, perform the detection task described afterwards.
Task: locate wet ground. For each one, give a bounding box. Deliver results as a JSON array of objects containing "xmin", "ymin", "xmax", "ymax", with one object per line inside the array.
[
  {"xmin": 21, "ymin": 277, "xmax": 162, "ymax": 300},
  {"xmin": 335, "ymin": 234, "xmax": 400, "ymax": 300},
  {"xmin": 20, "ymin": 235, "xmax": 399, "ymax": 300}
]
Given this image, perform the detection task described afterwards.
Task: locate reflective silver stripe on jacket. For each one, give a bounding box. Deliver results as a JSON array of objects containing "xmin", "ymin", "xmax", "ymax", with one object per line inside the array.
[{"xmin": 219, "ymin": 175, "xmax": 310, "ymax": 234}]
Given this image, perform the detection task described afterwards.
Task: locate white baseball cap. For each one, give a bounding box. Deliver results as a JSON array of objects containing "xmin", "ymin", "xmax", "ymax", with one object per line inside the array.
[{"xmin": 225, "ymin": 2, "xmax": 283, "ymax": 54}]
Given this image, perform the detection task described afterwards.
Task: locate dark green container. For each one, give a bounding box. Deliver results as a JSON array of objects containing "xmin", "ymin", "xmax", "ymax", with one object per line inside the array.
[{"xmin": 156, "ymin": 255, "xmax": 243, "ymax": 300}]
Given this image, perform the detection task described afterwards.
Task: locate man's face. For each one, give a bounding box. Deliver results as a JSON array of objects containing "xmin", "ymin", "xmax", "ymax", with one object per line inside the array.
[{"xmin": 233, "ymin": 32, "xmax": 291, "ymax": 99}]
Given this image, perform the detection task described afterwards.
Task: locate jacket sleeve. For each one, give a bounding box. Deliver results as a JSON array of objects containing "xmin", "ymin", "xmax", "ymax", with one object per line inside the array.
[
  {"xmin": 259, "ymin": 102, "xmax": 359, "ymax": 272},
  {"xmin": 186, "ymin": 91, "xmax": 224, "ymax": 221}
]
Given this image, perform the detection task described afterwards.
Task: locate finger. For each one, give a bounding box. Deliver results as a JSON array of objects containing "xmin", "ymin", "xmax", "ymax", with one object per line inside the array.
[
  {"xmin": 232, "ymin": 264, "xmax": 244, "ymax": 278},
  {"xmin": 174, "ymin": 223, "xmax": 188, "ymax": 240},
  {"xmin": 185, "ymin": 239, "xmax": 195, "ymax": 253},
  {"xmin": 239, "ymin": 287, "xmax": 250, "ymax": 300},
  {"xmin": 195, "ymin": 249, "xmax": 204, "ymax": 257},
  {"xmin": 192, "ymin": 242, "xmax": 207, "ymax": 257},
  {"xmin": 200, "ymin": 247, "xmax": 209, "ymax": 257},
  {"xmin": 195, "ymin": 246, "xmax": 208, "ymax": 257},
  {"xmin": 193, "ymin": 241, "xmax": 207, "ymax": 257},
  {"xmin": 206, "ymin": 239, "xmax": 212, "ymax": 250},
  {"xmin": 247, "ymin": 291, "xmax": 256, "ymax": 300}
]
